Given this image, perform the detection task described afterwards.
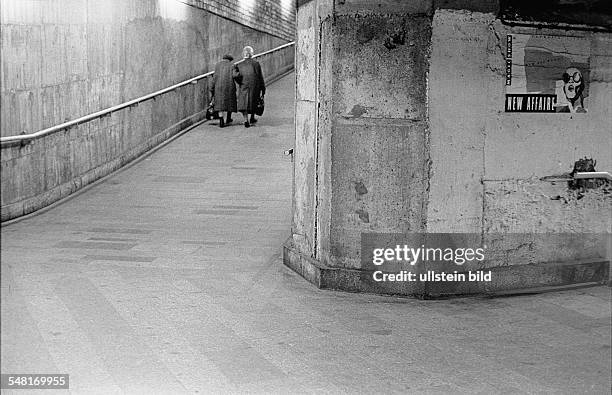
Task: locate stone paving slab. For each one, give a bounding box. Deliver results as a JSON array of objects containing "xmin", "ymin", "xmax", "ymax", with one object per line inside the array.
[{"xmin": 1, "ymin": 74, "xmax": 611, "ymax": 394}]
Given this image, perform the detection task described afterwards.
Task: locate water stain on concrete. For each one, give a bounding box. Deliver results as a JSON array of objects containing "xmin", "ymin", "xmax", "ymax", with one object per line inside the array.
[
  {"xmin": 371, "ymin": 329, "xmax": 392, "ymax": 336},
  {"xmin": 354, "ymin": 181, "xmax": 368, "ymax": 196},
  {"xmin": 356, "ymin": 22, "xmax": 380, "ymax": 44},
  {"xmin": 349, "ymin": 104, "xmax": 368, "ymax": 117},
  {"xmin": 355, "ymin": 209, "xmax": 369, "ymax": 223}
]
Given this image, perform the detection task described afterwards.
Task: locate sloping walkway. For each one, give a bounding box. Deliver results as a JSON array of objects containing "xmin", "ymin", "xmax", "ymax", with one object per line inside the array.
[{"xmin": 1, "ymin": 74, "xmax": 610, "ymax": 394}]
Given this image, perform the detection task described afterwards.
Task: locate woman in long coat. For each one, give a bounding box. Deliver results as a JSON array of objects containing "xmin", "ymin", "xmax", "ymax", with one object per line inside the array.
[
  {"xmin": 210, "ymin": 54, "xmax": 237, "ymax": 127},
  {"xmin": 233, "ymin": 46, "xmax": 265, "ymax": 128}
]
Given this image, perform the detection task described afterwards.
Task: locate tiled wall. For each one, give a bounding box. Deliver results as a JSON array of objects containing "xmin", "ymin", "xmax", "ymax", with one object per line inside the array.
[{"xmin": 186, "ymin": 0, "xmax": 296, "ymax": 41}]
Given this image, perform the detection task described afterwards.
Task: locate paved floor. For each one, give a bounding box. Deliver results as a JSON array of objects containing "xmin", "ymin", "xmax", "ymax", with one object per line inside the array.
[{"xmin": 1, "ymin": 74, "xmax": 611, "ymax": 394}]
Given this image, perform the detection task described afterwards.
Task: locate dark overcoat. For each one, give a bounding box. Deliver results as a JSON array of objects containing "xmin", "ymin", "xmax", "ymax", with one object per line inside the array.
[
  {"xmin": 233, "ymin": 58, "xmax": 265, "ymax": 113},
  {"xmin": 210, "ymin": 59, "xmax": 237, "ymax": 112}
]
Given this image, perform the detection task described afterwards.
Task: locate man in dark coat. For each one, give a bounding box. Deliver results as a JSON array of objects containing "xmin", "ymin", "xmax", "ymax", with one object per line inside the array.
[
  {"xmin": 210, "ymin": 54, "xmax": 237, "ymax": 127},
  {"xmin": 233, "ymin": 46, "xmax": 265, "ymax": 128}
]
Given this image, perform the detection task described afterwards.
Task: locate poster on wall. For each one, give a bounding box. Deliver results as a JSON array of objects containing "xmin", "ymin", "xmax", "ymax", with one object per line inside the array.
[{"xmin": 505, "ymin": 34, "xmax": 591, "ymax": 113}]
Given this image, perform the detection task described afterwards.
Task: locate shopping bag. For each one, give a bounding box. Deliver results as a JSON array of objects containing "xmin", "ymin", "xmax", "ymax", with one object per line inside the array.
[
  {"xmin": 255, "ymin": 96, "xmax": 264, "ymax": 116},
  {"xmin": 206, "ymin": 100, "xmax": 218, "ymax": 120}
]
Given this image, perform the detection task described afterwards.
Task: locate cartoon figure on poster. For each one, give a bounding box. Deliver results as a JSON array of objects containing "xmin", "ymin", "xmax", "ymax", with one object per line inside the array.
[{"xmin": 555, "ymin": 67, "xmax": 587, "ymax": 113}]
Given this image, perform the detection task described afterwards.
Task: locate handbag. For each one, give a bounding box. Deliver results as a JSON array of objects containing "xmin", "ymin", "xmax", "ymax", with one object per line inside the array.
[
  {"xmin": 206, "ymin": 100, "xmax": 218, "ymax": 120},
  {"xmin": 255, "ymin": 95, "xmax": 264, "ymax": 116}
]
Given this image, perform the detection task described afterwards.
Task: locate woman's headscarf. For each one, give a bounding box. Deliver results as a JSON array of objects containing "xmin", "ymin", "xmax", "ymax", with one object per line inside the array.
[{"xmin": 242, "ymin": 46, "xmax": 254, "ymax": 59}]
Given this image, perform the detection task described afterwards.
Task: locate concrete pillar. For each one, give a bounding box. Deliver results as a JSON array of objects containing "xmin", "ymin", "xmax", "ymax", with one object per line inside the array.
[{"xmin": 284, "ymin": 0, "xmax": 612, "ymax": 297}]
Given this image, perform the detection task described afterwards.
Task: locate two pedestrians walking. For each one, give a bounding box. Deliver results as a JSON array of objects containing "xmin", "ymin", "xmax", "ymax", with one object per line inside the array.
[{"xmin": 209, "ymin": 46, "xmax": 265, "ymax": 128}]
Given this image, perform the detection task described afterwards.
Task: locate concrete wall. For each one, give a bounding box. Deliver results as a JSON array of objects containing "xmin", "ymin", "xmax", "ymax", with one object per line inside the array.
[
  {"xmin": 0, "ymin": 0, "xmax": 292, "ymax": 138},
  {"xmin": 427, "ymin": 10, "xmax": 611, "ymax": 264},
  {"xmin": 293, "ymin": 0, "xmax": 326, "ymax": 264},
  {"xmin": 293, "ymin": 0, "xmax": 434, "ymax": 272},
  {"xmin": 1, "ymin": 0, "xmax": 295, "ymax": 221},
  {"xmin": 286, "ymin": 0, "xmax": 611, "ymax": 296},
  {"xmin": 329, "ymin": 13, "xmax": 431, "ymax": 270}
]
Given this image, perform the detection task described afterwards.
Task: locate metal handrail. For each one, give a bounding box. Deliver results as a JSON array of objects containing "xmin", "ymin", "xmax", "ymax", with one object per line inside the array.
[
  {"xmin": 1, "ymin": 41, "xmax": 295, "ymax": 145},
  {"xmin": 250, "ymin": 41, "xmax": 295, "ymax": 60}
]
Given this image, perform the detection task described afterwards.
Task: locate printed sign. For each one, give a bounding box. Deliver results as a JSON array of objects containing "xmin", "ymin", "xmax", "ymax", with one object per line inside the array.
[{"xmin": 505, "ymin": 34, "xmax": 590, "ymax": 113}]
